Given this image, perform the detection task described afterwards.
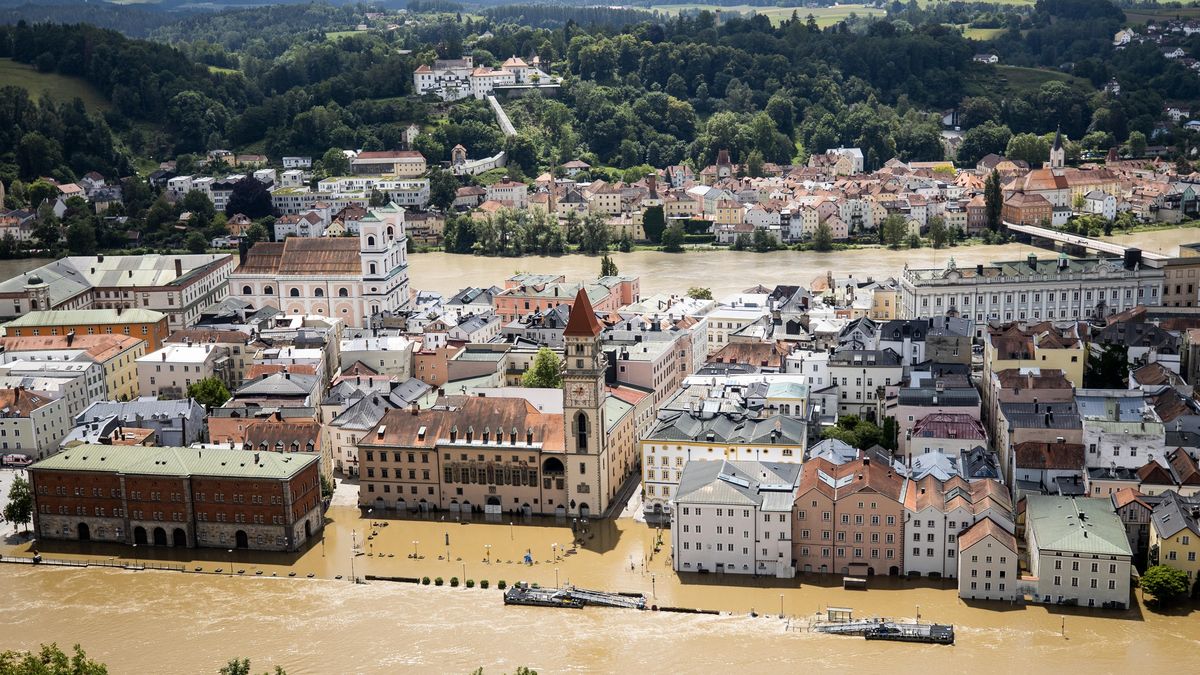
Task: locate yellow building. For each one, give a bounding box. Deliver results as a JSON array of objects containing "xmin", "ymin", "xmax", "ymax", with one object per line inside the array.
[
  {"xmin": 870, "ymin": 285, "xmax": 900, "ymax": 320},
  {"xmin": 1149, "ymin": 491, "xmax": 1200, "ymax": 584},
  {"xmin": 715, "ymin": 200, "xmax": 743, "ymax": 227},
  {"xmin": 0, "ymin": 333, "xmax": 146, "ymax": 400},
  {"xmin": 984, "ymin": 321, "xmax": 1087, "ymax": 389}
]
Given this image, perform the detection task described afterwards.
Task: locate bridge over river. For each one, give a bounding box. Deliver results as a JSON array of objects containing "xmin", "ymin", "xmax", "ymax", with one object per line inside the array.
[{"xmin": 1005, "ymin": 221, "xmax": 1168, "ymax": 261}]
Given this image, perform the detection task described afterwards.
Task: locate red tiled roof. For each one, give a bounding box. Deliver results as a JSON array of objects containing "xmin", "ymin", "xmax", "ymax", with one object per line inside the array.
[{"xmin": 563, "ymin": 288, "xmax": 603, "ymax": 338}]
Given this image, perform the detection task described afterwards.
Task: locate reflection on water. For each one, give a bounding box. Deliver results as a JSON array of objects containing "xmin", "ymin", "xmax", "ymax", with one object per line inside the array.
[{"xmin": 3, "ymin": 507, "xmax": 1197, "ymax": 674}]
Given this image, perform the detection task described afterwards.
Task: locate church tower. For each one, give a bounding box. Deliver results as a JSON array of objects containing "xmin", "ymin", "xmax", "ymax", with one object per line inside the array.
[
  {"xmin": 562, "ymin": 287, "xmax": 607, "ymax": 517},
  {"xmin": 1049, "ymin": 127, "xmax": 1065, "ymax": 170}
]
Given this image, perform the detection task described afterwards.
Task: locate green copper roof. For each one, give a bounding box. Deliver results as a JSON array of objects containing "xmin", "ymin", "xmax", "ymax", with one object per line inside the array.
[{"xmin": 31, "ymin": 444, "xmax": 316, "ymax": 480}]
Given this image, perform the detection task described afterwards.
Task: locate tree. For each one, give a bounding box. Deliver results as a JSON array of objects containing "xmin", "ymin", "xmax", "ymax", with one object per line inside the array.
[
  {"xmin": 522, "ymin": 347, "xmax": 562, "ymax": 388},
  {"xmin": 642, "ymin": 205, "xmax": 666, "ymax": 243},
  {"xmin": 245, "ymin": 222, "xmax": 268, "ymax": 246},
  {"xmin": 927, "ymin": 216, "xmax": 949, "ymax": 249},
  {"xmin": 187, "ymin": 377, "xmax": 231, "ymax": 409},
  {"xmin": 752, "ymin": 228, "xmax": 777, "ymax": 252},
  {"xmin": 745, "ymin": 149, "xmax": 765, "ymax": 178},
  {"xmin": 321, "ymin": 148, "xmax": 349, "ymax": 176},
  {"xmin": 225, "ymin": 178, "xmax": 273, "ymax": 219},
  {"xmin": 1085, "ymin": 343, "xmax": 1128, "ymax": 388},
  {"xmin": 600, "ymin": 254, "xmax": 618, "ymax": 277},
  {"xmin": 1006, "ymin": 133, "xmax": 1051, "ymax": 167},
  {"xmin": 65, "ymin": 221, "xmax": 97, "ymax": 256},
  {"xmin": 812, "ymin": 220, "xmax": 834, "ymax": 252},
  {"xmin": 1142, "ymin": 565, "xmax": 1189, "ymax": 606},
  {"xmin": 0, "ymin": 643, "xmax": 108, "ymax": 675},
  {"xmin": 660, "ymin": 223, "xmax": 685, "ymax": 252},
  {"xmin": 881, "ymin": 214, "xmax": 907, "ymax": 249},
  {"xmin": 617, "ymin": 229, "xmax": 634, "ymax": 253},
  {"xmin": 186, "ymin": 231, "xmax": 208, "ymax": 253},
  {"xmin": 428, "ymin": 168, "xmax": 459, "ymax": 211},
  {"xmin": 820, "ymin": 415, "xmax": 883, "ymax": 450},
  {"xmin": 577, "ymin": 213, "xmax": 611, "ymax": 255},
  {"xmin": 687, "ymin": 287, "xmax": 712, "ymax": 300},
  {"xmin": 985, "ymin": 169, "xmax": 1003, "ymax": 232},
  {"xmin": 1127, "ymin": 130, "xmax": 1147, "ymax": 158},
  {"xmin": 3, "ymin": 475, "xmax": 32, "ymax": 533},
  {"xmin": 957, "ymin": 121, "xmax": 1012, "ymax": 167},
  {"xmin": 219, "ymin": 658, "xmax": 288, "ymax": 675}
]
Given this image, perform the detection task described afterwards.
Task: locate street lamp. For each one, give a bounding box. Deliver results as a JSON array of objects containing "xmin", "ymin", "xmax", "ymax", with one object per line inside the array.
[
  {"xmin": 485, "ymin": 544, "xmax": 491, "ymax": 563},
  {"xmin": 412, "ymin": 540, "xmax": 419, "ymax": 559},
  {"xmin": 509, "ymin": 521, "xmax": 514, "ymax": 540},
  {"xmin": 552, "ymin": 542, "xmax": 558, "ymax": 561},
  {"xmin": 461, "ymin": 561, "xmax": 466, "ymax": 582},
  {"xmin": 555, "ymin": 567, "xmax": 560, "ymax": 588},
  {"xmin": 227, "ymin": 549, "xmax": 233, "ymax": 577},
  {"xmin": 131, "ymin": 543, "xmax": 137, "ymax": 570},
  {"xmin": 651, "ymin": 573, "xmax": 656, "ymax": 598},
  {"xmin": 779, "ymin": 594, "xmax": 784, "ymax": 619}
]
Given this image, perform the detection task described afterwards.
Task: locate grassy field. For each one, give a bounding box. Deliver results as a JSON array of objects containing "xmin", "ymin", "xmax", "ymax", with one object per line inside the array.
[
  {"xmin": 0, "ymin": 58, "xmax": 110, "ymax": 110},
  {"xmin": 962, "ymin": 26, "xmax": 1005, "ymax": 40},
  {"xmin": 991, "ymin": 64, "xmax": 1095, "ymax": 96},
  {"xmin": 206, "ymin": 65, "xmax": 240, "ymax": 75},
  {"xmin": 1125, "ymin": 6, "xmax": 1200, "ymax": 24},
  {"xmin": 326, "ymin": 29, "xmax": 368, "ymax": 41},
  {"xmin": 649, "ymin": 3, "xmax": 884, "ymax": 26}
]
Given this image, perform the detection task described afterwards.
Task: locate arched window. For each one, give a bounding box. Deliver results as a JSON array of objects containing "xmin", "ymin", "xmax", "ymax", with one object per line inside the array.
[
  {"xmin": 367, "ymin": 236, "xmax": 376, "ymax": 247},
  {"xmin": 338, "ymin": 288, "xmax": 349, "ymax": 297},
  {"xmin": 314, "ymin": 288, "xmax": 324, "ymax": 298},
  {"xmin": 264, "ymin": 286, "xmax": 274, "ymax": 295},
  {"xmin": 290, "ymin": 288, "xmax": 300, "ymax": 297},
  {"xmin": 369, "ymin": 263, "xmax": 377, "ymax": 275},
  {"xmin": 242, "ymin": 286, "xmax": 252, "ymax": 295},
  {"xmin": 575, "ymin": 411, "xmax": 589, "ymax": 453},
  {"xmin": 386, "ymin": 226, "xmax": 394, "ymax": 239}
]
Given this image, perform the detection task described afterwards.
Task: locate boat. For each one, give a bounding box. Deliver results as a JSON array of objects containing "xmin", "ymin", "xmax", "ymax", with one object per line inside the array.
[
  {"xmin": 502, "ymin": 583, "xmax": 647, "ymax": 610},
  {"xmin": 863, "ymin": 622, "xmax": 955, "ymax": 645},
  {"xmin": 503, "ymin": 583, "xmax": 584, "ymax": 609}
]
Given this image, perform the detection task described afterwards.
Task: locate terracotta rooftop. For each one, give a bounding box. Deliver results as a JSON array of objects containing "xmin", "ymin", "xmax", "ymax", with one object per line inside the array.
[
  {"xmin": 0, "ymin": 386, "xmax": 55, "ymax": 416},
  {"xmin": 563, "ymin": 287, "xmax": 603, "ymax": 338},
  {"xmin": 958, "ymin": 516, "xmax": 1017, "ymax": 553},
  {"xmin": 237, "ymin": 238, "xmax": 363, "ymax": 276},
  {"xmin": 1013, "ymin": 441, "xmax": 1085, "ymax": 470},
  {"xmin": 0, "ymin": 334, "xmax": 144, "ymax": 362},
  {"xmin": 359, "ymin": 396, "xmax": 563, "ymax": 452}
]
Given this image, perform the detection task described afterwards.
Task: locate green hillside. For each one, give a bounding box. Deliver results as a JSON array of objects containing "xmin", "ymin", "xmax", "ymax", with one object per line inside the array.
[{"xmin": 0, "ymin": 58, "xmax": 111, "ymax": 111}]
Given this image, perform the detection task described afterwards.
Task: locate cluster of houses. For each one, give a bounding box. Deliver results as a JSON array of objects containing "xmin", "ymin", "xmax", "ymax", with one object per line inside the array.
[{"xmin": 412, "ymin": 55, "xmax": 560, "ymax": 101}]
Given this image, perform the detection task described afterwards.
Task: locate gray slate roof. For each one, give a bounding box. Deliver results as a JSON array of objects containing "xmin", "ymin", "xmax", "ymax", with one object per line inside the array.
[
  {"xmin": 674, "ymin": 459, "xmax": 801, "ymax": 512},
  {"xmin": 647, "ymin": 410, "xmax": 806, "ymax": 445}
]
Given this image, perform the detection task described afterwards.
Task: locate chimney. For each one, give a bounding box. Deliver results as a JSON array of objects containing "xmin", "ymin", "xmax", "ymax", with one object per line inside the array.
[
  {"xmin": 253, "ymin": 452, "xmax": 260, "ymax": 464},
  {"xmin": 174, "ymin": 258, "xmax": 183, "ymax": 278},
  {"xmin": 1027, "ymin": 253, "xmax": 1037, "ymax": 270},
  {"xmin": 66, "ymin": 330, "xmax": 74, "ymax": 346},
  {"xmin": 97, "ymin": 254, "xmax": 104, "ymax": 263}
]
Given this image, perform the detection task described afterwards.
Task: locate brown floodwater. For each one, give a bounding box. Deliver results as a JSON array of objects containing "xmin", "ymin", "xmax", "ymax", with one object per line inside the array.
[
  {"xmin": 407, "ymin": 227, "xmax": 1200, "ymax": 298},
  {"xmin": 2, "ymin": 506, "xmax": 1197, "ymax": 674}
]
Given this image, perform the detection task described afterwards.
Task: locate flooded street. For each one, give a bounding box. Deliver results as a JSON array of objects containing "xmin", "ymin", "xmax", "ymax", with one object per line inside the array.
[
  {"xmin": 407, "ymin": 227, "xmax": 1200, "ymax": 298},
  {"xmin": 1, "ymin": 506, "xmax": 1197, "ymax": 674}
]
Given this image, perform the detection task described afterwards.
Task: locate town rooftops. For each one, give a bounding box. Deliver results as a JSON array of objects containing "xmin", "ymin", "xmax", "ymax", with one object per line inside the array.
[
  {"xmin": 910, "ymin": 412, "xmax": 986, "ymax": 441},
  {"xmin": 1025, "ymin": 495, "xmax": 1133, "ymax": 557},
  {"xmin": 236, "ymin": 238, "xmax": 363, "ymax": 276},
  {"xmin": 1151, "ymin": 490, "xmax": 1200, "ymax": 538},
  {"xmin": 30, "ymin": 443, "xmax": 317, "ymax": 480},
  {"xmin": 646, "ymin": 409, "xmax": 806, "ymax": 445},
  {"xmin": 6, "ymin": 308, "xmax": 166, "ymax": 328},
  {"xmin": 0, "ymin": 255, "xmax": 232, "ymax": 307},
  {"xmin": 1014, "ymin": 441, "xmax": 1085, "ymax": 470},
  {"xmin": 673, "ymin": 459, "xmax": 801, "ymax": 511},
  {"xmin": 999, "ymin": 401, "xmax": 1081, "ymax": 429},
  {"xmin": 0, "ymin": 334, "xmax": 144, "ymax": 362},
  {"xmin": 958, "ymin": 516, "xmax": 1018, "ymax": 553},
  {"xmin": 0, "ymin": 386, "xmax": 55, "ymax": 416}
]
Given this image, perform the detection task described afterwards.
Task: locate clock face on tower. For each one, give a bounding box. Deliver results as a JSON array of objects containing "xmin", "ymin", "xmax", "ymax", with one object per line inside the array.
[{"xmin": 568, "ymin": 383, "xmax": 592, "ymax": 407}]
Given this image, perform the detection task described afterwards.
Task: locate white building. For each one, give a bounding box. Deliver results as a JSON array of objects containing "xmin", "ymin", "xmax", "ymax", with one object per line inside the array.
[
  {"xmin": 957, "ymin": 517, "xmax": 1020, "ymax": 601},
  {"xmin": 827, "ymin": 349, "xmax": 903, "ymax": 419},
  {"xmin": 229, "ymin": 205, "xmax": 410, "ymax": 328},
  {"xmin": 339, "ymin": 336, "xmax": 414, "ymax": 379},
  {"xmin": 136, "ymin": 343, "xmax": 229, "ymax": 399},
  {"xmin": 1077, "ymin": 390, "xmax": 1166, "ymax": 470},
  {"xmin": 640, "ymin": 410, "xmax": 806, "ymax": 517},
  {"xmin": 899, "ymin": 255, "xmax": 1164, "ymax": 327},
  {"xmin": 705, "ymin": 296, "xmax": 769, "ymax": 354},
  {"xmin": 1025, "ymin": 495, "xmax": 1133, "ymax": 609},
  {"xmin": 671, "ymin": 459, "xmax": 801, "ymax": 578},
  {"xmin": 903, "ymin": 476, "xmax": 1013, "ymax": 579},
  {"xmin": 0, "ymin": 386, "xmax": 72, "ymax": 459}
]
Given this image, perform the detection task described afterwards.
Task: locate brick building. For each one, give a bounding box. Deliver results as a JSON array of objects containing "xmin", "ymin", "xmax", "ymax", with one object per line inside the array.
[{"xmin": 29, "ymin": 444, "xmax": 322, "ymax": 552}]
